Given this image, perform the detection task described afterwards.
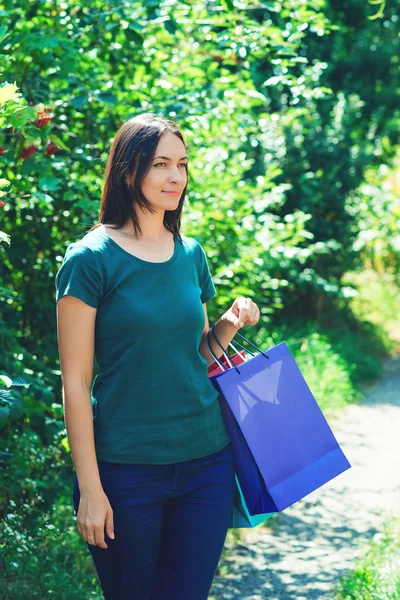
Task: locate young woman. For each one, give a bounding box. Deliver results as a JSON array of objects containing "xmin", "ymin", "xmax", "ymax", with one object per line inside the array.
[{"xmin": 55, "ymin": 113, "xmax": 260, "ymax": 599}]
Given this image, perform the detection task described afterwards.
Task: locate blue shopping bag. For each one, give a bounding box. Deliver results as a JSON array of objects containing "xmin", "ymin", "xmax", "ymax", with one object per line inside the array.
[
  {"xmin": 207, "ymin": 326, "xmax": 351, "ymax": 517},
  {"xmin": 207, "ymin": 340, "xmax": 275, "ymax": 528}
]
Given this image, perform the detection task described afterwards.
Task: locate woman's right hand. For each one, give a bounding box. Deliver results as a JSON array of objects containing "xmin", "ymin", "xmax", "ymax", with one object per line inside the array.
[{"xmin": 76, "ymin": 487, "xmax": 115, "ymax": 549}]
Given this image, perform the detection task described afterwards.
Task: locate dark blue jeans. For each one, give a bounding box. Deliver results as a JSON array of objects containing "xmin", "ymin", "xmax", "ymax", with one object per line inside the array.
[{"xmin": 72, "ymin": 442, "xmax": 235, "ymax": 599}]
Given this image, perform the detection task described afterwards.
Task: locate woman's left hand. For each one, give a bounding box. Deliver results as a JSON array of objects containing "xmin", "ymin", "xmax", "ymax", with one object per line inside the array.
[{"xmin": 223, "ymin": 297, "xmax": 261, "ymax": 330}]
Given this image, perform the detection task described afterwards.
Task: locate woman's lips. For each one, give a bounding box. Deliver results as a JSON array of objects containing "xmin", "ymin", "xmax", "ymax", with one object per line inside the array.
[{"xmin": 162, "ymin": 191, "xmax": 181, "ymax": 196}]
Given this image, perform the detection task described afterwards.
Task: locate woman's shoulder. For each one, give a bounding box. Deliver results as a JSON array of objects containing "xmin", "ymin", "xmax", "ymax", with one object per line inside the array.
[
  {"xmin": 66, "ymin": 226, "xmax": 107, "ymax": 254},
  {"xmin": 57, "ymin": 228, "xmax": 109, "ymax": 275},
  {"xmin": 179, "ymin": 233, "xmax": 204, "ymax": 253}
]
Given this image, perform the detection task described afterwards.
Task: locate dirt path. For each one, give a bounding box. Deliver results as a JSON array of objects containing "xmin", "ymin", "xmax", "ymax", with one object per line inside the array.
[{"xmin": 209, "ymin": 350, "xmax": 400, "ymax": 600}]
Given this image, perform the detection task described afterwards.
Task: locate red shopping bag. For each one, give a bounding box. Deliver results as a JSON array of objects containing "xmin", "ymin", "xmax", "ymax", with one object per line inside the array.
[{"xmin": 208, "ymin": 350, "xmax": 246, "ymax": 377}]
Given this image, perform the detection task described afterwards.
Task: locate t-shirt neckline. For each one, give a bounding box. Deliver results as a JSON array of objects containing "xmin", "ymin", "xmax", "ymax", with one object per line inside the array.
[{"xmin": 96, "ymin": 229, "xmax": 179, "ymax": 267}]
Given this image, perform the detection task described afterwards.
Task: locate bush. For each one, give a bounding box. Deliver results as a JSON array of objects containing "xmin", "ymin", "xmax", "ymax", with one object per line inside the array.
[{"xmin": 335, "ymin": 518, "xmax": 400, "ymax": 600}]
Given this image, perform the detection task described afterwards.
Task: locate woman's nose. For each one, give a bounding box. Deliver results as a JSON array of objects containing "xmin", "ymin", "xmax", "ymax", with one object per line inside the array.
[{"xmin": 168, "ymin": 168, "xmax": 186, "ymax": 182}]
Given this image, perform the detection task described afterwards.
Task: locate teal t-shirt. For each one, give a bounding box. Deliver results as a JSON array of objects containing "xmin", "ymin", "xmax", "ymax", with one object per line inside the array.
[{"xmin": 55, "ymin": 227, "xmax": 230, "ymax": 464}]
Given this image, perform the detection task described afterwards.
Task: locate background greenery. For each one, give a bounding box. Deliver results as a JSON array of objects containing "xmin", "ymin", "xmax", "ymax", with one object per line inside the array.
[
  {"xmin": 335, "ymin": 518, "xmax": 400, "ymax": 600},
  {"xmin": 1, "ymin": 0, "xmax": 399, "ymax": 597}
]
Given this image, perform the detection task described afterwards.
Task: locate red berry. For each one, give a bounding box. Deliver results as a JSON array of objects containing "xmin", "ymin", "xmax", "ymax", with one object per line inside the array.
[
  {"xmin": 0, "ymin": 201, "xmax": 5, "ymax": 207},
  {"xmin": 0, "ymin": 146, "xmax": 5, "ymax": 155},
  {"xmin": 21, "ymin": 145, "xmax": 38, "ymax": 159},
  {"xmin": 45, "ymin": 141, "xmax": 61, "ymax": 156},
  {"xmin": 33, "ymin": 114, "xmax": 53, "ymax": 128}
]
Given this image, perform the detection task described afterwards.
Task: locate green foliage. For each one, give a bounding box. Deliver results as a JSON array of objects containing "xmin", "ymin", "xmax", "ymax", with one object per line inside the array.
[
  {"xmin": 0, "ymin": 503, "xmax": 102, "ymax": 599},
  {"xmin": 335, "ymin": 518, "xmax": 400, "ymax": 600},
  {"xmin": 346, "ymin": 159, "xmax": 400, "ymax": 283},
  {"xmin": 350, "ymin": 270, "xmax": 400, "ymax": 335}
]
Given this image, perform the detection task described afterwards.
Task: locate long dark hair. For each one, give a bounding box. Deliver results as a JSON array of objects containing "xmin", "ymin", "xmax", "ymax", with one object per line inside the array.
[{"xmin": 87, "ymin": 113, "xmax": 189, "ymax": 243}]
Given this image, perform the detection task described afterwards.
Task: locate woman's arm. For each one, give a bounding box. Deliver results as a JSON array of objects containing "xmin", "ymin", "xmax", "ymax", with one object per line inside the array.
[
  {"xmin": 199, "ymin": 304, "xmax": 239, "ymax": 368},
  {"xmin": 200, "ymin": 297, "xmax": 261, "ymax": 367},
  {"xmin": 56, "ymin": 295, "xmax": 114, "ymax": 548},
  {"xmin": 57, "ymin": 295, "xmax": 102, "ymax": 492}
]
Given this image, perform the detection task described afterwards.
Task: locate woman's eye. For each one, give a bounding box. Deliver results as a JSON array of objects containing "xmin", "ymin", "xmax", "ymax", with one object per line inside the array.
[{"xmin": 154, "ymin": 162, "xmax": 187, "ymax": 168}]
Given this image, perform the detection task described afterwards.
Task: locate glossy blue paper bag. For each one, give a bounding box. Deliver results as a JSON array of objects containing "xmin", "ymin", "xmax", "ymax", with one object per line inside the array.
[
  {"xmin": 208, "ymin": 345, "xmax": 275, "ymax": 528},
  {"xmin": 207, "ymin": 327, "xmax": 351, "ymax": 517}
]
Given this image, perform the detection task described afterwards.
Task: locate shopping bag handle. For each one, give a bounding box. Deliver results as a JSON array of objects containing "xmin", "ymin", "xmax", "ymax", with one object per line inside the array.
[
  {"xmin": 207, "ymin": 328, "xmax": 242, "ymax": 374},
  {"xmin": 207, "ymin": 324, "xmax": 270, "ymax": 374},
  {"xmin": 231, "ymin": 329, "xmax": 268, "ymax": 354},
  {"xmin": 213, "ymin": 324, "xmax": 270, "ymax": 360},
  {"xmin": 212, "ymin": 324, "xmax": 254, "ymax": 361},
  {"xmin": 222, "ymin": 333, "xmax": 256, "ymax": 357}
]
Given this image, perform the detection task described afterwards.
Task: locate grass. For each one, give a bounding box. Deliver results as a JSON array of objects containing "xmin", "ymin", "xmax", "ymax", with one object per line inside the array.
[{"xmin": 335, "ymin": 517, "xmax": 400, "ymax": 600}]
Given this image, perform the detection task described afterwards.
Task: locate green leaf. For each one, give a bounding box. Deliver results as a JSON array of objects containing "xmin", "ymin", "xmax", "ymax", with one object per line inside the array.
[
  {"xmin": 0, "ymin": 232, "xmax": 11, "ymax": 246},
  {"xmin": 95, "ymin": 93, "xmax": 118, "ymax": 105},
  {"xmin": 49, "ymin": 134, "xmax": 69, "ymax": 152},
  {"xmin": 0, "ymin": 24, "xmax": 11, "ymax": 46},
  {"xmin": 0, "ymin": 406, "xmax": 10, "ymax": 418},
  {"xmin": 11, "ymin": 375, "xmax": 31, "ymax": 388},
  {"xmin": 125, "ymin": 27, "xmax": 144, "ymax": 45},
  {"xmin": 0, "ymin": 375, "xmax": 12, "ymax": 388},
  {"xmin": 221, "ymin": 0, "xmax": 234, "ymax": 10},
  {"xmin": 0, "ymin": 450, "xmax": 15, "ymax": 462},
  {"xmin": 38, "ymin": 177, "xmax": 62, "ymax": 192},
  {"xmin": 242, "ymin": 89, "xmax": 268, "ymax": 103},
  {"xmin": 7, "ymin": 105, "xmax": 32, "ymax": 128},
  {"xmin": 261, "ymin": 2, "xmax": 280, "ymax": 12},
  {"xmin": 32, "ymin": 192, "xmax": 54, "ymax": 204},
  {"xmin": 128, "ymin": 21, "xmax": 144, "ymax": 31},
  {"xmin": 70, "ymin": 95, "xmax": 88, "ymax": 110},
  {"xmin": 164, "ymin": 18, "xmax": 179, "ymax": 35}
]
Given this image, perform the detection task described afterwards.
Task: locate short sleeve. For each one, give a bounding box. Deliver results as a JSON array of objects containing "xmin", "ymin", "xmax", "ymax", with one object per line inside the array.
[
  {"xmin": 198, "ymin": 243, "xmax": 216, "ymax": 304},
  {"xmin": 55, "ymin": 243, "xmax": 103, "ymax": 309}
]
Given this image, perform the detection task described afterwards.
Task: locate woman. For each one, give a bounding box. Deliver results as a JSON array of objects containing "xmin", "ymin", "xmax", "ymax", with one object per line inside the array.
[{"xmin": 55, "ymin": 113, "xmax": 260, "ymax": 599}]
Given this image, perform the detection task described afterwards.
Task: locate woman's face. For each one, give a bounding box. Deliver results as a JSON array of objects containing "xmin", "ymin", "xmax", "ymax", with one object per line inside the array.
[{"xmin": 139, "ymin": 131, "xmax": 188, "ymax": 211}]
